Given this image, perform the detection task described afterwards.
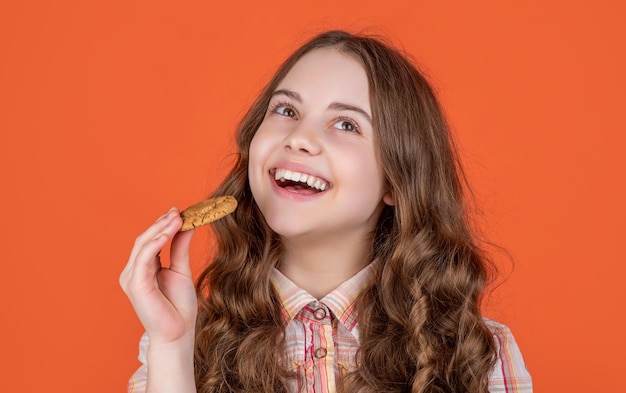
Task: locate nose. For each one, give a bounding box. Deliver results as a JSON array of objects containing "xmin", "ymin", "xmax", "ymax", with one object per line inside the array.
[{"xmin": 284, "ymin": 121, "xmax": 322, "ymax": 155}]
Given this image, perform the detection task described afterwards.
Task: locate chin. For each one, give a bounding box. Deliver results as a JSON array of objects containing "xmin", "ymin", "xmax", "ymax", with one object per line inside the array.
[{"xmin": 264, "ymin": 218, "xmax": 309, "ymax": 240}]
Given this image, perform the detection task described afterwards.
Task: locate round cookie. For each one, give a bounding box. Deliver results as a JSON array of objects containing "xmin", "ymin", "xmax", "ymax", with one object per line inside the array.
[{"xmin": 179, "ymin": 196, "xmax": 237, "ymax": 231}]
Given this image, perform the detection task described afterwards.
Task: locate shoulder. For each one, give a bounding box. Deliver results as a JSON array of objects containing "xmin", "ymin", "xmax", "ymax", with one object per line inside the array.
[{"xmin": 484, "ymin": 319, "xmax": 534, "ymax": 393}]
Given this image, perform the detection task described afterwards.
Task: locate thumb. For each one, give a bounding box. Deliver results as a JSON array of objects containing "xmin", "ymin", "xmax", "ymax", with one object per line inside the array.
[{"xmin": 169, "ymin": 228, "xmax": 195, "ymax": 277}]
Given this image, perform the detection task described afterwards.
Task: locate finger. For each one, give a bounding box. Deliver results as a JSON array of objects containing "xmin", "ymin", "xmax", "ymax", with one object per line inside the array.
[
  {"xmin": 121, "ymin": 220, "xmax": 170, "ymax": 288},
  {"xmin": 134, "ymin": 207, "xmax": 178, "ymax": 250},
  {"xmin": 170, "ymin": 227, "xmax": 195, "ymax": 277},
  {"xmin": 127, "ymin": 215, "xmax": 182, "ymax": 289},
  {"xmin": 128, "ymin": 233, "xmax": 170, "ymax": 293},
  {"xmin": 128, "ymin": 207, "xmax": 179, "ymax": 267},
  {"xmin": 121, "ymin": 232, "xmax": 167, "ymax": 294}
]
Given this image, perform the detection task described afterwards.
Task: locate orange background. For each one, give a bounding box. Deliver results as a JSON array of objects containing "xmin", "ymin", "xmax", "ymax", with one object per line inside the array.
[{"xmin": 1, "ymin": 1, "xmax": 624, "ymax": 391}]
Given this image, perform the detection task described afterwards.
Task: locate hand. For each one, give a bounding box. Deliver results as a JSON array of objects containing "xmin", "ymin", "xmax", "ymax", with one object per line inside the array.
[{"xmin": 120, "ymin": 207, "xmax": 197, "ymax": 345}]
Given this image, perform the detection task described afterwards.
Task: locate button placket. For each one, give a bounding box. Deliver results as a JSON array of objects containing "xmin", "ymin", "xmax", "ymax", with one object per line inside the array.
[
  {"xmin": 312, "ymin": 304, "xmax": 330, "ymax": 362},
  {"xmin": 314, "ymin": 347, "xmax": 327, "ymax": 359},
  {"xmin": 314, "ymin": 307, "xmax": 327, "ymax": 320}
]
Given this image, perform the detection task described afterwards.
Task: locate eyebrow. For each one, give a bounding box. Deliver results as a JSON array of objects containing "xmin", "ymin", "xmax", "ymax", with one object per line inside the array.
[{"xmin": 272, "ymin": 89, "xmax": 372, "ymax": 124}]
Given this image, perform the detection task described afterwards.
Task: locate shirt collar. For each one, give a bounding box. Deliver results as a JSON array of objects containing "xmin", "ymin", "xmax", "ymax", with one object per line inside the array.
[{"xmin": 270, "ymin": 260, "xmax": 378, "ymax": 331}]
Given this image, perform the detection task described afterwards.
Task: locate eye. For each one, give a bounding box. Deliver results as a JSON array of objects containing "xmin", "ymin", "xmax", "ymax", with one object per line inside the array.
[
  {"xmin": 332, "ymin": 118, "xmax": 360, "ymax": 133},
  {"xmin": 272, "ymin": 103, "xmax": 298, "ymax": 119}
]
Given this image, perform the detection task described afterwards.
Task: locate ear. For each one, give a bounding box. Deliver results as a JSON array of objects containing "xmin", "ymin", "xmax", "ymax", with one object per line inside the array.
[{"xmin": 383, "ymin": 190, "xmax": 395, "ymax": 206}]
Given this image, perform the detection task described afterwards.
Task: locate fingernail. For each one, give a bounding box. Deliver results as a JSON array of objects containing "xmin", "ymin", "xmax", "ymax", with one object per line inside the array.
[{"xmin": 157, "ymin": 208, "xmax": 175, "ymax": 222}]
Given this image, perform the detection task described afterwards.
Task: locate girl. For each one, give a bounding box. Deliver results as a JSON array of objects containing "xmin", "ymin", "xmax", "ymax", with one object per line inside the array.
[{"xmin": 120, "ymin": 30, "xmax": 532, "ymax": 393}]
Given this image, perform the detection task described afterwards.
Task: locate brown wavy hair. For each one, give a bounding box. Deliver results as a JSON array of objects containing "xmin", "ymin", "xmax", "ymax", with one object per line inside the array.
[{"xmin": 194, "ymin": 30, "xmax": 497, "ymax": 392}]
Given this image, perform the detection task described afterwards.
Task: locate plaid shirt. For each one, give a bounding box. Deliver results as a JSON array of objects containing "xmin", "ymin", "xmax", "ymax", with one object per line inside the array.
[{"xmin": 128, "ymin": 263, "xmax": 532, "ymax": 393}]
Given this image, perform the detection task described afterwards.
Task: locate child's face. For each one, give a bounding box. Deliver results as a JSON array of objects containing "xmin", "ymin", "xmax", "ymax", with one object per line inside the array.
[{"xmin": 248, "ymin": 48, "xmax": 393, "ymax": 244}]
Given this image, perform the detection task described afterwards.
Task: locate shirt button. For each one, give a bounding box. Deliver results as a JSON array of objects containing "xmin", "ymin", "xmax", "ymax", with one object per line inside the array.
[
  {"xmin": 314, "ymin": 347, "xmax": 327, "ymax": 359},
  {"xmin": 314, "ymin": 307, "xmax": 327, "ymax": 320}
]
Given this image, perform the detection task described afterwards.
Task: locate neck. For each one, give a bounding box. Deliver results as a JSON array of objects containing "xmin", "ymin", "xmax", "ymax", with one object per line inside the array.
[{"xmin": 277, "ymin": 232, "xmax": 373, "ymax": 299}]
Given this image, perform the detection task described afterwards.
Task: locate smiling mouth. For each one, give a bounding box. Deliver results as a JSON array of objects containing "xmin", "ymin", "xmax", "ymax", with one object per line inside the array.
[{"xmin": 273, "ymin": 168, "xmax": 330, "ymax": 193}]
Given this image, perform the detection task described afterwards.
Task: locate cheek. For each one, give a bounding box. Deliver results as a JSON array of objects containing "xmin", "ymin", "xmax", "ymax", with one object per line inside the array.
[
  {"xmin": 248, "ymin": 128, "xmax": 274, "ymax": 195},
  {"xmin": 342, "ymin": 148, "xmax": 384, "ymax": 185},
  {"xmin": 248, "ymin": 128, "xmax": 267, "ymax": 168},
  {"xmin": 249, "ymin": 123, "xmax": 271, "ymax": 155}
]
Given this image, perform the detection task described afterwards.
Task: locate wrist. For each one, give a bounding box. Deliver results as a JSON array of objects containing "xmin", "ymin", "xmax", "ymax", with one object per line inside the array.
[
  {"xmin": 147, "ymin": 332, "xmax": 195, "ymax": 363},
  {"xmin": 147, "ymin": 327, "xmax": 195, "ymax": 347},
  {"xmin": 146, "ymin": 336, "xmax": 196, "ymax": 393}
]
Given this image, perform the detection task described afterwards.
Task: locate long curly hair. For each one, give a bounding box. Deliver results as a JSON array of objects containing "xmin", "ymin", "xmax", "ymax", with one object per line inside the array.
[{"xmin": 194, "ymin": 30, "xmax": 497, "ymax": 393}]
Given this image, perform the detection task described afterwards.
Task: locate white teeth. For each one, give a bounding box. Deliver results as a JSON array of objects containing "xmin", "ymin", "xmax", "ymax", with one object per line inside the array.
[{"xmin": 274, "ymin": 168, "xmax": 329, "ymax": 191}]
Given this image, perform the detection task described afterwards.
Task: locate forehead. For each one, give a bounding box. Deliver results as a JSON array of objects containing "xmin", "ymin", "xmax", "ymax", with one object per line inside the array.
[{"xmin": 276, "ymin": 48, "xmax": 371, "ymax": 111}]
